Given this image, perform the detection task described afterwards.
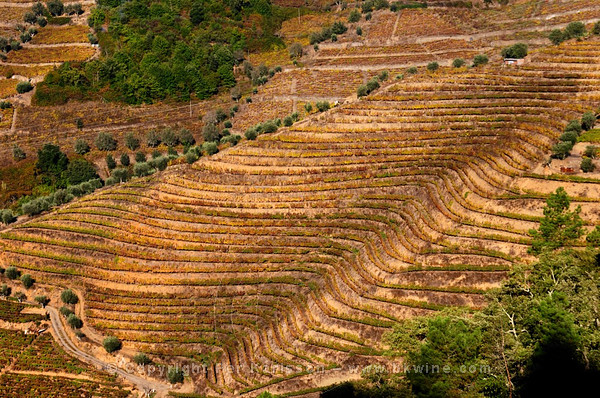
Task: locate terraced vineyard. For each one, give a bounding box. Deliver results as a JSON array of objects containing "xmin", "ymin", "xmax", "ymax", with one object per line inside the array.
[{"xmin": 1, "ymin": 34, "xmax": 600, "ymax": 395}]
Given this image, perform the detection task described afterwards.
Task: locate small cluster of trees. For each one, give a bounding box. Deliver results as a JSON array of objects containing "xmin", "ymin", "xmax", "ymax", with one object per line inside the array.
[
  {"xmin": 309, "ymin": 22, "xmax": 348, "ymax": 45},
  {"xmin": 357, "ymin": 71, "xmax": 388, "ymax": 98},
  {"xmin": 242, "ymin": 61, "xmax": 281, "ymax": 87},
  {"xmin": 501, "ymin": 42, "xmax": 528, "ymax": 59},
  {"xmin": 552, "ymin": 111, "xmax": 596, "ymax": 160},
  {"xmin": 549, "ymin": 21, "xmax": 589, "ymax": 45}
]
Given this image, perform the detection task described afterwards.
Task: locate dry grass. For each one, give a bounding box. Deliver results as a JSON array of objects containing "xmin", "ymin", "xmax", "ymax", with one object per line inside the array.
[
  {"xmin": 0, "ymin": 107, "xmax": 13, "ymax": 129},
  {"xmin": 0, "ymin": 78, "xmax": 18, "ymax": 99},
  {"xmin": 0, "ymin": 7, "xmax": 27, "ymax": 23},
  {"xmin": 5, "ymin": 46, "xmax": 96, "ymax": 64},
  {"xmin": 31, "ymin": 25, "xmax": 90, "ymax": 44}
]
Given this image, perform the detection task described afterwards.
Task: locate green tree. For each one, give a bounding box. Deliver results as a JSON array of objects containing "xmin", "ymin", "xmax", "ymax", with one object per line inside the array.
[
  {"xmin": 12, "ymin": 145, "xmax": 26, "ymax": 161},
  {"xmin": 61, "ymin": 288, "xmax": 79, "ymax": 304},
  {"xmin": 167, "ymin": 366, "xmax": 184, "ymax": 384},
  {"xmin": 348, "ymin": 9, "xmax": 361, "ymax": 23},
  {"xmin": 551, "ymin": 141, "xmax": 573, "ymax": 159},
  {"xmin": 124, "ymin": 132, "xmax": 140, "ymax": 151},
  {"xmin": 529, "ymin": 187, "xmax": 583, "ymax": 254},
  {"xmin": 581, "ymin": 111, "xmax": 596, "ymax": 131},
  {"xmin": 473, "ymin": 54, "xmax": 489, "ymax": 67},
  {"xmin": 426, "ymin": 62, "xmax": 439, "ymax": 72},
  {"xmin": 16, "ymin": 81, "xmax": 33, "ymax": 94},
  {"xmin": 565, "ymin": 21, "xmax": 586, "ymax": 39},
  {"xmin": 62, "ymin": 158, "xmax": 99, "ymax": 185},
  {"xmin": 584, "ymin": 145, "xmax": 598, "ymax": 158},
  {"xmin": 67, "ymin": 313, "xmax": 83, "ymax": 329},
  {"xmin": 74, "ymin": 139, "xmax": 90, "ymax": 155},
  {"xmin": 20, "ymin": 274, "xmax": 34, "ymax": 289},
  {"xmin": 36, "ymin": 143, "xmax": 68, "ymax": 183},
  {"xmin": 0, "ymin": 284, "xmax": 10, "ymax": 298},
  {"xmin": 581, "ymin": 157, "xmax": 595, "ymax": 173},
  {"xmin": 47, "ymin": 0, "xmax": 64, "ymax": 16},
  {"xmin": 120, "ymin": 153, "xmax": 130, "ymax": 166},
  {"xmin": 452, "ymin": 58, "xmax": 465, "ymax": 68},
  {"xmin": 501, "ymin": 43, "xmax": 528, "ymax": 58},
  {"xmin": 103, "ymin": 336, "xmax": 122, "ymax": 353},
  {"xmin": 549, "ymin": 29, "xmax": 565, "ymax": 45},
  {"xmin": 6, "ymin": 266, "xmax": 20, "ymax": 280},
  {"xmin": 106, "ymin": 154, "xmax": 116, "ymax": 170},
  {"xmin": 35, "ymin": 295, "xmax": 49, "ymax": 307},
  {"xmin": 95, "ymin": 132, "xmax": 117, "ymax": 151},
  {"xmin": 133, "ymin": 352, "xmax": 152, "ymax": 365}
]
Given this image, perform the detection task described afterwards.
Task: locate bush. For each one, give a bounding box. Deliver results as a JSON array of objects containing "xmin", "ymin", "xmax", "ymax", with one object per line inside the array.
[
  {"xmin": 283, "ymin": 116, "xmax": 293, "ymax": 127},
  {"xmin": 378, "ymin": 70, "xmax": 389, "ymax": 81},
  {"xmin": 20, "ymin": 274, "xmax": 34, "ymax": 288},
  {"xmin": 6, "ymin": 266, "xmax": 20, "ymax": 280},
  {"xmin": 0, "ymin": 284, "xmax": 10, "ymax": 298},
  {"xmin": 594, "ymin": 21, "xmax": 600, "ymax": 35},
  {"xmin": 1, "ymin": 209, "xmax": 16, "ymax": 225},
  {"xmin": 124, "ymin": 132, "xmax": 140, "ymax": 150},
  {"xmin": 406, "ymin": 66, "xmax": 417, "ymax": 74},
  {"xmin": 59, "ymin": 306, "xmax": 73, "ymax": 317},
  {"xmin": 304, "ymin": 103, "xmax": 313, "ymax": 113},
  {"xmin": 581, "ymin": 111, "xmax": 596, "ymax": 131},
  {"xmin": 134, "ymin": 151, "xmax": 146, "ymax": 163},
  {"xmin": 501, "ymin": 43, "xmax": 528, "ymax": 59},
  {"xmin": 559, "ymin": 131, "xmax": 578, "ymax": 144},
  {"xmin": 549, "ymin": 29, "xmax": 565, "ymax": 45},
  {"xmin": 106, "ymin": 154, "xmax": 116, "ymax": 170},
  {"xmin": 61, "ymin": 289, "xmax": 79, "ymax": 304},
  {"xmin": 427, "ymin": 62, "xmax": 439, "ymax": 72},
  {"xmin": 146, "ymin": 130, "xmax": 161, "ymax": 147},
  {"xmin": 316, "ymin": 101, "xmax": 330, "ymax": 112},
  {"xmin": 74, "ymin": 139, "xmax": 90, "ymax": 155},
  {"xmin": 47, "ymin": 0, "xmax": 64, "ymax": 16},
  {"xmin": 245, "ymin": 129, "xmax": 257, "ymax": 140},
  {"xmin": 288, "ymin": 42, "xmax": 303, "ymax": 58},
  {"xmin": 581, "ymin": 158, "xmax": 595, "ymax": 173},
  {"xmin": 348, "ymin": 9, "xmax": 361, "ymax": 23},
  {"xmin": 103, "ymin": 336, "xmax": 122, "ymax": 353},
  {"xmin": 35, "ymin": 295, "xmax": 49, "ymax": 306},
  {"xmin": 565, "ymin": 21, "xmax": 586, "ymax": 38},
  {"xmin": 16, "ymin": 81, "xmax": 33, "ymax": 94},
  {"xmin": 185, "ymin": 151, "xmax": 199, "ymax": 164},
  {"xmin": 202, "ymin": 142, "xmax": 218, "ymax": 155},
  {"xmin": 167, "ymin": 367, "xmax": 184, "ymax": 384},
  {"xmin": 12, "ymin": 144, "xmax": 26, "ymax": 160},
  {"xmin": 565, "ymin": 119, "xmax": 583, "ymax": 134},
  {"xmin": 161, "ymin": 128, "xmax": 179, "ymax": 147},
  {"xmin": 134, "ymin": 353, "xmax": 152, "ymax": 365},
  {"xmin": 331, "ymin": 21, "xmax": 348, "ymax": 35},
  {"xmin": 551, "ymin": 141, "xmax": 573, "ymax": 159},
  {"xmin": 134, "ymin": 162, "xmax": 152, "ymax": 177},
  {"xmin": 111, "ymin": 168, "xmax": 130, "ymax": 183},
  {"xmin": 356, "ymin": 26, "xmax": 362, "ymax": 36},
  {"xmin": 120, "ymin": 153, "xmax": 130, "ymax": 166},
  {"xmin": 262, "ymin": 121, "xmax": 278, "ymax": 134},
  {"xmin": 37, "ymin": 16, "xmax": 47, "ymax": 27},
  {"xmin": 67, "ymin": 313, "xmax": 83, "ymax": 329},
  {"xmin": 584, "ymin": 145, "xmax": 598, "ymax": 159},
  {"xmin": 95, "ymin": 132, "xmax": 117, "ymax": 151},
  {"xmin": 202, "ymin": 123, "xmax": 220, "ymax": 142},
  {"xmin": 473, "ymin": 54, "xmax": 489, "ymax": 67},
  {"xmin": 452, "ymin": 58, "xmax": 466, "ymax": 68},
  {"xmin": 154, "ymin": 156, "xmax": 168, "ymax": 171}
]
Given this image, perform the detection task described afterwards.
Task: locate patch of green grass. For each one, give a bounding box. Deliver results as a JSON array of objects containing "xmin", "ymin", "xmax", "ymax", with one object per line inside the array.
[{"xmin": 578, "ymin": 129, "xmax": 600, "ymax": 143}]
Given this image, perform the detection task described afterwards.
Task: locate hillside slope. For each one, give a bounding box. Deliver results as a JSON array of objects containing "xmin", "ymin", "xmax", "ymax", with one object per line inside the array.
[{"xmin": 2, "ymin": 37, "xmax": 600, "ymax": 397}]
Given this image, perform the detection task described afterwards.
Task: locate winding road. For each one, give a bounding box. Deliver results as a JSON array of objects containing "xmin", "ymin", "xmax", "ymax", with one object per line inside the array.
[{"xmin": 46, "ymin": 306, "xmax": 170, "ymax": 396}]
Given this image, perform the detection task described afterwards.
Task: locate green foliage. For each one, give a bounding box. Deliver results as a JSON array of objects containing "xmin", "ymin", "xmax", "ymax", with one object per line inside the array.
[
  {"xmin": 133, "ymin": 352, "xmax": 152, "ymax": 365},
  {"xmin": 95, "ymin": 132, "xmax": 117, "ymax": 151},
  {"xmin": 103, "ymin": 336, "xmax": 122, "ymax": 353},
  {"xmin": 202, "ymin": 142, "xmax": 219, "ymax": 155},
  {"xmin": 580, "ymin": 157, "xmax": 595, "ymax": 173},
  {"xmin": 120, "ymin": 153, "xmax": 130, "ymax": 166},
  {"xmin": 309, "ymin": 22, "xmax": 348, "ymax": 45},
  {"xmin": 185, "ymin": 151, "xmax": 199, "ymax": 164},
  {"xmin": 406, "ymin": 66, "xmax": 417, "ymax": 74},
  {"xmin": 105, "ymin": 154, "xmax": 116, "ymax": 170},
  {"xmin": 47, "ymin": 0, "xmax": 64, "ymax": 16},
  {"xmin": 0, "ymin": 284, "xmax": 10, "ymax": 298},
  {"xmin": 20, "ymin": 274, "xmax": 34, "ymax": 289},
  {"xmin": 167, "ymin": 366, "xmax": 184, "ymax": 384},
  {"xmin": 5, "ymin": 266, "xmax": 20, "ymax": 280},
  {"xmin": 16, "ymin": 81, "xmax": 33, "ymax": 94},
  {"xmin": 566, "ymin": 119, "xmax": 583, "ymax": 134},
  {"xmin": 61, "ymin": 289, "xmax": 79, "ymax": 304},
  {"xmin": 529, "ymin": 187, "xmax": 583, "ymax": 254},
  {"xmin": 0, "ymin": 209, "xmax": 16, "ymax": 225},
  {"xmin": 501, "ymin": 43, "xmax": 528, "ymax": 58},
  {"xmin": 559, "ymin": 130, "xmax": 578, "ymax": 144},
  {"xmin": 124, "ymin": 132, "xmax": 140, "ymax": 151},
  {"xmin": 594, "ymin": 21, "xmax": 600, "ymax": 35},
  {"xmin": 426, "ymin": 61, "xmax": 439, "ymax": 72},
  {"xmin": 348, "ymin": 9, "xmax": 361, "ymax": 23},
  {"xmin": 74, "ymin": 139, "xmax": 90, "ymax": 155},
  {"xmin": 67, "ymin": 313, "xmax": 83, "ymax": 329},
  {"xmin": 584, "ymin": 145, "xmax": 598, "ymax": 158},
  {"xmin": 36, "ymin": 143, "xmax": 68, "ymax": 185},
  {"xmin": 135, "ymin": 152, "xmax": 146, "ymax": 163},
  {"xmin": 581, "ymin": 111, "xmax": 596, "ymax": 131},
  {"xmin": 288, "ymin": 42, "xmax": 303, "ymax": 58},
  {"xmin": 12, "ymin": 144, "xmax": 26, "ymax": 161},
  {"xmin": 283, "ymin": 115, "xmax": 293, "ymax": 127},
  {"xmin": 304, "ymin": 102, "xmax": 313, "ymax": 113},
  {"xmin": 316, "ymin": 101, "xmax": 330, "ymax": 112},
  {"xmin": 565, "ymin": 21, "xmax": 586, "ymax": 38},
  {"xmin": 551, "ymin": 141, "xmax": 573, "ymax": 159},
  {"xmin": 62, "ymin": 158, "xmax": 99, "ymax": 185},
  {"xmin": 452, "ymin": 58, "xmax": 465, "ymax": 68},
  {"xmin": 59, "ymin": 306, "xmax": 73, "ymax": 317},
  {"xmin": 35, "ymin": 295, "xmax": 49, "ymax": 306},
  {"xmin": 472, "ymin": 54, "xmax": 489, "ymax": 67},
  {"xmin": 549, "ymin": 28, "xmax": 566, "ymax": 45},
  {"xmin": 133, "ymin": 162, "xmax": 152, "ymax": 177}
]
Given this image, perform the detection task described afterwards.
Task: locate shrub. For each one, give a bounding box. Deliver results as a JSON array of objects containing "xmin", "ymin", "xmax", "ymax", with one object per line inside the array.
[
  {"xmin": 565, "ymin": 21, "xmax": 586, "ymax": 38},
  {"xmin": 120, "ymin": 153, "xmax": 130, "ymax": 166},
  {"xmin": 106, "ymin": 154, "xmax": 116, "ymax": 170},
  {"xmin": 304, "ymin": 103, "xmax": 313, "ymax": 113},
  {"xmin": 584, "ymin": 145, "xmax": 598, "ymax": 159},
  {"xmin": 316, "ymin": 101, "xmax": 330, "ymax": 112},
  {"xmin": 348, "ymin": 9, "xmax": 361, "ymax": 23},
  {"xmin": 20, "ymin": 274, "xmax": 34, "ymax": 289},
  {"xmin": 16, "ymin": 81, "xmax": 33, "ymax": 94},
  {"xmin": 111, "ymin": 168, "xmax": 129, "ymax": 183},
  {"xmin": 59, "ymin": 306, "xmax": 73, "ymax": 317},
  {"xmin": 406, "ymin": 66, "xmax": 418, "ymax": 74},
  {"xmin": 0, "ymin": 284, "xmax": 10, "ymax": 298},
  {"xmin": 581, "ymin": 158, "xmax": 595, "ymax": 173},
  {"xmin": 124, "ymin": 132, "xmax": 140, "ymax": 150},
  {"xmin": 559, "ymin": 131, "xmax": 578, "ymax": 144},
  {"xmin": 134, "ymin": 353, "xmax": 152, "ymax": 365},
  {"xmin": 245, "ymin": 129, "xmax": 257, "ymax": 140},
  {"xmin": 221, "ymin": 134, "xmax": 241, "ymax": 146},
  {"xmin": 551, "ymin": 141, "xmax": 573, "ymax": 159},
  {"xmin": 103, "ymin": 336, "xmax": 122, "ymax": 353},
  {"xmin": 134, "ymin": 151, "xmax": 146, "ymax": 163},
  {"xmin": 37, "ymin": 16, "xmax": 47, "ymax": 27},
  {"xmin": 427, "ymin": 62, "xmax": 439, "ymax": 72},
  {"xmin": 35, "ymin": 295, "xmax": 49, "ymax": 306},
  {"xmin": 549, "ymin": 29, "xmax": 565, "ymax": 45},
  {"xmin": 356, "ymin": 26, "xmax": 362, "ymax": 36},
  {"xmin": 47, "ymin": 0, "xmax": 64, "ymax": 16},
  {"xmin": 61, "ymin": 289, "xmax": 79, "ymax": 304},
  {"xmin": 331, "ymin": 21, "xmax": 348, "ymax": 35},
  {"xmin": 594, "ymin": 21, "xmax": 600, "ymax": 35},
  {"xmin": 13, "ymin": 144, "xmax": 26, "ymax": 161},
  {"xmin": 74, "ymin": 139, "xmax": 90, "ymax": 155},
  {"xmin": 202, "ymin": 142, "xmax": 218, "ymax": 155},
  {"xmin": 365, "ymin": 12, "xmax": 372, "ymax": 20},
  {"xmin": 67, "ymin": 313, "xmax": 83, "ymax": 329},
  {"xmin": 1, "ymin": 209, "xmax": 16, "ymax": 225},
  {"xmin": 6, "ymin": 266, "xmax": 20, "ymax": 280},
  {"xmin": 288, "ymin": 42, "xmax": 303, "ymax": 58},
  {"xmin": 565, "ymin": 119, "xmax": 582, "ymax": 134},
  {"xmin": 32, "ymin": 2, "xmax": 47, "ymax": 16},
  {"xmin": 134, "ymin": 162, "xmax": 152, "ymax": 177},
  {"xmin": 185, "ymin": 151, "xmax": 199, "ymax": 164},
  {"xmin": 161, "ymin": 128, "xmax": 179, "ymax": 147},
  {"xmin": 501, "ymin": 43, "xmax": 528, "ymax": 59},
  {"xmin": 581, "ymin": 111, "xmax": 596, "ymax": 131},
  {"xmin": 167, "ymin": 367, "xmax": 184, "ymax": 384},
  {"xmin": 473, "ymin": 54, "xmax": 489, "ymax": 67},
  {"xmin": 202, "ymin": 123, "xmax": 220, "ymax": 142},
  {"xmin": 378, "ymin": 70, "xmax": 389, "ymax": 81},
  {"xmin": 24, "ymin": 12, "xmax": 37, "ymax": 24},
  {"xmin": 95, "ymin": 132, "xmax": 117, "ymax": 151},
  {"xmin": 154, "ymin": 156, "xmax": 168, "ymax": 171},
  {"xmin": 452, "ymin": 58, "xmax": 466, "ymax": 68},
  {"xmin": 146, "ymin": 130, "xmax": 161, "ymax": 147},
  {"xmin": 262, "ymin": 121, "xmax": 278, "ymax": 134},
  {"xmin": 283, "ymin": 116, "xmax": 293, "ymax": 127}
]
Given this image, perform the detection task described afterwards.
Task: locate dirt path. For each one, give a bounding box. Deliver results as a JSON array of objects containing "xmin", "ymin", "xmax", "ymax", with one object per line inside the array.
[{"xmin": 46, "ymin": 305, "xmax": 171, "ymax": 397}]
